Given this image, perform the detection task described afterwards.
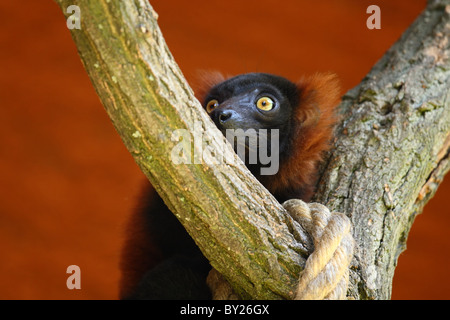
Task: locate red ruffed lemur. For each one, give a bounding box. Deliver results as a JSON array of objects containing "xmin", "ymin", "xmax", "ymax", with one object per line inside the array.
[{"xmin": 119, "ymin": 72, "xmax": 340, "ymax": 299}]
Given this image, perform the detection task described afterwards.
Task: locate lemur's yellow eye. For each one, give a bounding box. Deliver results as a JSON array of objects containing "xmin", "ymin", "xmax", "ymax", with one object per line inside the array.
[
  {"xmin": 206, "ymin": 99, "xmax": 219, "ymax": 113},
  {"xmin": 256, "ymin": 97, "xmax": 274, "ymax": 111}
]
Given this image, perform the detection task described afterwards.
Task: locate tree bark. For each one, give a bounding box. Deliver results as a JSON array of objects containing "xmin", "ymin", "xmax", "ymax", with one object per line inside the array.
[
  {"xmin": 315, "ymin": 0, "xmax": 450, "ymax": 299},
  {"xmin": 55, "ymin": 0, "xmax": 450, "ymax": 299}
]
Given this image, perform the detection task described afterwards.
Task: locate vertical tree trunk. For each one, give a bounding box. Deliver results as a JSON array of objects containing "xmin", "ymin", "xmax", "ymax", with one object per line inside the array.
[{"xmin": 315, "ymin": 0, "xmax": 450, "ymax": 299}]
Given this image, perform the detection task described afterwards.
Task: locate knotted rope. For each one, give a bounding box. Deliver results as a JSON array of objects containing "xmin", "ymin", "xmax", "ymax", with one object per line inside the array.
[
  {"xmin": 283, "ymin": 199, "xmax": 354, "ymax": 300},
  {"xmin": 207, "ymin": 199, "xmax": 354, "ymax": 300}
]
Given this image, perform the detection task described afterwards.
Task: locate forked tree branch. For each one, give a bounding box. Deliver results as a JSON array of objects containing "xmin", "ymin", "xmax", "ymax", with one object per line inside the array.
[{"xmin": 56, "ymin": 0, "xmax": 450, "ymax": 299}]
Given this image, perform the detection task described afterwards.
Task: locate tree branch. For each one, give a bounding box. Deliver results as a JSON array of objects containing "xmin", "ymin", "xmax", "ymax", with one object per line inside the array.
[
  {"xmin": 314, "ymin": 0, "xmax": 450, "ymax": 299},
  {"xmin": 55, "ymin": 0, "xmax": 311, "ymax": 299},
  {"xmin": 56, "ymin": 0, "xmax": 450, "ymax": 299}
]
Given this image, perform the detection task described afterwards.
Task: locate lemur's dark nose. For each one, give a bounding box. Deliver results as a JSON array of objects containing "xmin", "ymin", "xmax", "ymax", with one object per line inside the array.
[{"xmin": 218, "ymin": 110, "xmax": 233, "ymax": 124}]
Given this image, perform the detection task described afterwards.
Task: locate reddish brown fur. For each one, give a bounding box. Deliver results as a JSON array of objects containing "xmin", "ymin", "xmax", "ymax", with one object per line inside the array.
[
  {"xmin": 192, "ymin": 70, "xmax": 226, "ymax": 103},
  {"xmin": 264, "ymin": 73, "xmax": 341, "ymax": 201}
]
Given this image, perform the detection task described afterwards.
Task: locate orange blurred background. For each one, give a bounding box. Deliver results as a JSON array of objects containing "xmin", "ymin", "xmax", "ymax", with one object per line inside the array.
[{"xmin": 0, "ymin": 0, "xmax": 449, "ymax": 299}]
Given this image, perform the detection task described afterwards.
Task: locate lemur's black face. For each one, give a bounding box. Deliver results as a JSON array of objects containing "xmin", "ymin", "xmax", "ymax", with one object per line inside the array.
[
  {"xmin": 204, "ymin": 73, "xmax": 299, "ymax": 134},
  {"xmin": 203, "ymin": 73, "xmax": 300, "ymax": 175}
]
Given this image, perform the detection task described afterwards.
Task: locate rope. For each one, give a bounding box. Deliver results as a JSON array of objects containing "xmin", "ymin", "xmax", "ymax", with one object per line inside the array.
[
  {"xmin": 283, "ymin": 199, "xmax": 354, "ymax": 300},
  {"xmin": 207, "ymin": 199, "xmax": 354, "ymax": 300}
]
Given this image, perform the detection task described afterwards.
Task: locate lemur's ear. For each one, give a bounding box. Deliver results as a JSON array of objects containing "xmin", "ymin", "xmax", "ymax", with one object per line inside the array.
[{"xmin": 192, "ymin": 70, "xmax": 227, "ymax": 104}]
